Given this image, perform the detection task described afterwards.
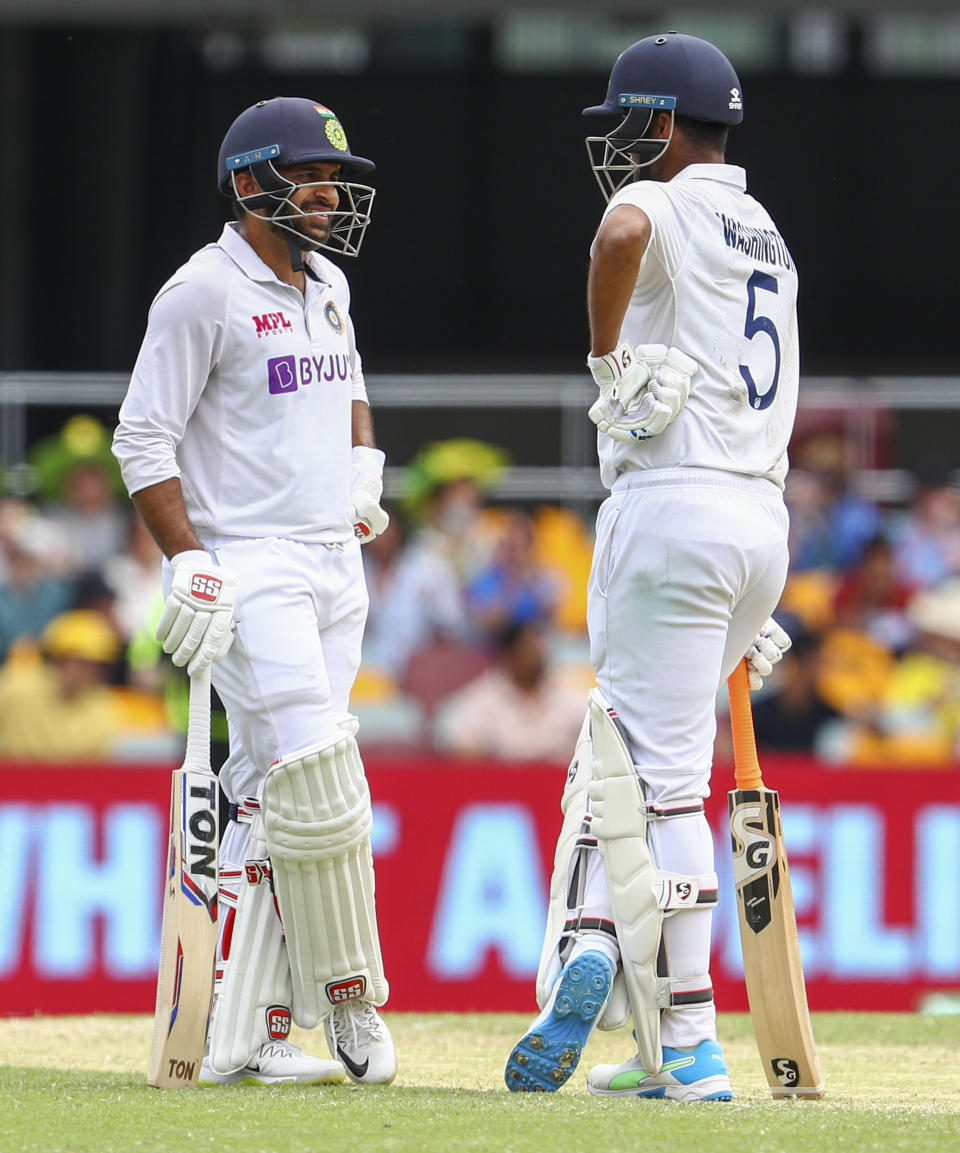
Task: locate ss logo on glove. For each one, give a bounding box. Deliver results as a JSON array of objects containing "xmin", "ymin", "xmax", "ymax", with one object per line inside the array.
[
  {"xmin": 157, "ymin": 552, "xmax": 238, "ymax": 675},
  {"xmin": 190, "ymin": 574, "xmax": 225, "ymax": 602}
]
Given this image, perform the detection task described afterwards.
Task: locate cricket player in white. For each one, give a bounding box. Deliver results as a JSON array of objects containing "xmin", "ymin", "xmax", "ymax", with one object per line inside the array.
[
  {"xmin": 113, "ymin": 97, "xmax": 397, "ymax": 1087},
  {"xmin": 505, "ymin": 33, "xmax": 796, "ymax": 1099}
]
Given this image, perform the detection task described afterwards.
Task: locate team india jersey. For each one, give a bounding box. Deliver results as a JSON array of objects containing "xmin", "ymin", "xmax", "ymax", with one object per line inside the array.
[
  {"xmin": 113, "ymin": 222, "xmax": 368, "ymax": 544},
  {"xmin": 595, "ymin": 163, "xmax": 799, "ymax": 491}
]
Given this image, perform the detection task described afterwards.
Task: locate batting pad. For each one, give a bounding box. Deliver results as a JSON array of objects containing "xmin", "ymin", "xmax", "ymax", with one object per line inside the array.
[
  {"xmin": 587, "ymin": 688, "xmax": 663, "ymax": 1076},
  {"xmin": 536, "ymin": 708, "xmax": 592, "ymax": 1010},
  {"xmin": 209, "ymin": 815, "xmax": 293, "ymax": 1073},
  {"xmin": 262, "ymin": 728, "xmax": 388, "ymax": 1028}
]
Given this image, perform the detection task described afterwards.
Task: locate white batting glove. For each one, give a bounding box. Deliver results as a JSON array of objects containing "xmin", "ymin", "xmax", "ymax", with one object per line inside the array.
[
  {"xmin": 745, "ymin": 616, "xmax": 792, "ymax": 690},
  {"xmin": 587, "ymin": 342, "xmax": 697, "ymax": 443},
  {"xmin": 349, "ymin": 446, "xmax": 389, "ymax": 544},
  {"xmin": 156, "ymin": 551, "xmax": 237, "ymax": 676}
]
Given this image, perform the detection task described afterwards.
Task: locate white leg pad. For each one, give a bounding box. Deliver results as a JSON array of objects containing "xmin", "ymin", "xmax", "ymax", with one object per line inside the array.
[
  {"xmin": 599, "ymin": 969, "xmax": 631, "ymax": 1031},
  {"xmin": 587, "ymin": 688, "xmax": 663, "ymax": 1076},
  {"xmin": 657, "ymin": 973, "xmax": 715, "ymax": 1010},
  {"xmin": 209, "ymin": 813, "xmax": 294, "ymax": 1073},
  {"xmin": 535, "ymin": 709, "xmax": 593, "ymax": 1009},
  {"xmin": 262, "ymin": 727, "xmax": 388, "ymax": 1028},
  {"xmin": 658, "ymin": 871, "xmax": 719, "ymax": 911}
]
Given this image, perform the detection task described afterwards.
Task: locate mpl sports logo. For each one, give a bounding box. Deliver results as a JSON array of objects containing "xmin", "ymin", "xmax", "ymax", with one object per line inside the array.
[
  {"xmin": 325, "ymin": 975, "xmax": 367, "ymax": 1005},
  {"xmin": 251, "ymin": 312, "xmax": 294, "ymax": 338},
  {"xmin": 190, "ymin": 573, "xmax": 223, "ymax": 603}
]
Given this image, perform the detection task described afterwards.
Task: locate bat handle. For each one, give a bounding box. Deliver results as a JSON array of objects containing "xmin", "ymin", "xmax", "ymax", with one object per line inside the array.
[
  {"xmin": 727, "ymin": 658, "xmax": 764, "ymax": 791},
  {"xmin": 185, "ymin": 664, "xmax": 213, "ymax": 770}
]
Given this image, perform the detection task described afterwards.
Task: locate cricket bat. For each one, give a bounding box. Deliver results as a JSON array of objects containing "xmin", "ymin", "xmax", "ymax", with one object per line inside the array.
[
  {"xmin": 727, "ymin": 657, "xmax": 824, "ymax": 1099},
  {"xmin": 147, "ymin": 664, "xmax": 219, "ymax": 1089}
]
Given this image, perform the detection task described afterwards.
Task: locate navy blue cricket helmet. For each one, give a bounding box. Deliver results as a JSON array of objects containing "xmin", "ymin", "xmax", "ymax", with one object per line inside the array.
[
  {"xmin": 218, "ymin": 97, "xmax": 376, "ymax": 258},
  {"xmin": 583, "ymin": 32, "xmax": 743, "ymax": 200}
]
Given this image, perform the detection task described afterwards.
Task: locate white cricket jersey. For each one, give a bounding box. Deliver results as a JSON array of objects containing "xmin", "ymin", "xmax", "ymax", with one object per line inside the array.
[
  {"xmin": 113, "ymin": 223, "xmax": 369, "ymax": 544},
  {"xmin": 594, "ymin": 163, "xmax": 799, "ymax": 491}
]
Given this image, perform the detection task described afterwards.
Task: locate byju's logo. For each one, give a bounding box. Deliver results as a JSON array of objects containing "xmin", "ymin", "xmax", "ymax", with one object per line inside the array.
[
  {"xmin": 267, "ymin": 354, "xmax": 350, "ymax": 395},
  {"xmin": 267, "ymin": 356, "xmax": 298, "ymax": 394}
]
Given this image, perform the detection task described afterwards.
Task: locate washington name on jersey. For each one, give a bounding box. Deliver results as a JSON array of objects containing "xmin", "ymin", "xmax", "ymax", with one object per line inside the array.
[
  {"xmin": 595, "ymin": 163, "xmax": 799, "ymax": 492},
  {"xmin": 717, "ymin": 213, "xmax": 795, "ymax": 273}
]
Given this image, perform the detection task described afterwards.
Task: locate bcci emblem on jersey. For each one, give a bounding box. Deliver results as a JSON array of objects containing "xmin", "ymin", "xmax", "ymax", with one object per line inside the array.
[{"xmin": 324, "ymin": 300, "xmax": 345, "ymax": 334}]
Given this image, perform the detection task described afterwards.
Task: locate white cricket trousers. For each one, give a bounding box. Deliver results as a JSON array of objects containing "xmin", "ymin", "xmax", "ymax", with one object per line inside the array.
[
  {"xmin": 164, "ymin": 536, "xmax": 368, "ymax": 802},
  {"xmin": 586, "ymin": 468, "xmax": 790, "ymax": 1048}
]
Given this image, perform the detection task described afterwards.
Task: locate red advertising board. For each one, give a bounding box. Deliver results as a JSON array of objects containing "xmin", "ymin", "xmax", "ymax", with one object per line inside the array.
[{"xmin": 2, "ymin": 757, "xmax": 959, "ymax": 1016}]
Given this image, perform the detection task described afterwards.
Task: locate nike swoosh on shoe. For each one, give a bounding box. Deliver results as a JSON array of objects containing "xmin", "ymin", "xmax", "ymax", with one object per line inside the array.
[{"xmin": 337, "ymin": 1045, "xmax": 370, "ymax": 1080}]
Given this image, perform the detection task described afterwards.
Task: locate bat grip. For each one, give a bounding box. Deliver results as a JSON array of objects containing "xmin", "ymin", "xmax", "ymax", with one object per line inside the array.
[
  {"xmin": 727, "ymin": 658, "xmax": 764, "ymax": 790},
  {"xmin": 185, "ymin": 665, "xmax": 212, "ymax": 770}
]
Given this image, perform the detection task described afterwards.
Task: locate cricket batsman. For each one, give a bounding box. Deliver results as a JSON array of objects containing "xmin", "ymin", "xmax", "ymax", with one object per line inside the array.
[
  {"xmin": 113, "ymin": 96, "xmax": 396, "ymax": 1086},
  {"xmin": 504, "ymin": 32, "xmax": 797, "ymax": 1099}
]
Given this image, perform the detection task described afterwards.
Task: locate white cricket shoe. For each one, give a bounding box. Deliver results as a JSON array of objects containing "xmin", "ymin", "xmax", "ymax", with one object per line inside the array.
[
  {"xmin": 324, "ymin": 1002, "xmax": 397, "ymax": 1085},
  {"xmin": 587, "ymin": 1039, "xmax": 733, "ymax": 1101},
  {"xmin": 198, "ymin": 1039, "xmax": 346, "ymax": 1086}
]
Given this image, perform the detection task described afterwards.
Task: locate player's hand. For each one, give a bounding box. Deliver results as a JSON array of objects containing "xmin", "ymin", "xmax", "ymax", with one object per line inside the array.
[
  {"xmin": 349, "ymin": 446, "xmax": 389, "ymax": 544},
  {"xmin": 156, "ymin": 551, "xmax": 237, "ymax": 676},
  {"xmin": 745, "ymin": 617, "xmax": 792, "ymax": 690},
  {"xmin": 587, "ymin": 342, "xmax": 697, "ymax": 443}
]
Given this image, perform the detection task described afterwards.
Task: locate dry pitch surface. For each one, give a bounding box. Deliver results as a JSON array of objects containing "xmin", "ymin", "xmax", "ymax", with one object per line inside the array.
[{"xmin": 1, "ymin": 1012, "xmax": 958, "ymax": 1153}]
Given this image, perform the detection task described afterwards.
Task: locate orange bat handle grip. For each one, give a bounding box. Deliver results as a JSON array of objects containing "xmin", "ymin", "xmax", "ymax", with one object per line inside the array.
[{"xmin": 727, "ymin": 658, "xmax": 764, "ymax": 791}]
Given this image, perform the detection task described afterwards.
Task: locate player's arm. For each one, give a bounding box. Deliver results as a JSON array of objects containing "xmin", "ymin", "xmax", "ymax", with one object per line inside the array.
[
  {"xmin": 351, "ymin": 398, "xmax": 376, "ymax": 449},
  {"xmin": 585, "ymin": 204, "xmax": 697, "ymax": 442},
  {"xmin": 588, "ymin": 204, "xmax": 652, "ymax": 355},
  {"xmin": 114, "ymin": 277, "xmax": 236, "ymax": 675},
  {"xmin": 349, "ymin": 399, "xmax": 389, "ymax": 543},
  {"xmin": 130, "ymin": 477, "xmax": 237, "ymax": 676},
  {"xmin": 114, "ymin": 275, "xmax": 224, "ymax": 562},
  {"xmin": 132, "ymin": 478, "xmax": 204, "ymax": 561},
  {"xmin": 346, "ymin": 312, "xmax": 388, "ymax": 542}
]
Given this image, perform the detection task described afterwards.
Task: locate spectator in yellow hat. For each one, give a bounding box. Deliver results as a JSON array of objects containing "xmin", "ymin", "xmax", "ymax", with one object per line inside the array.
[{"xmin": 0, "ymin": 609, "xmax": 120, "ymax": 761}]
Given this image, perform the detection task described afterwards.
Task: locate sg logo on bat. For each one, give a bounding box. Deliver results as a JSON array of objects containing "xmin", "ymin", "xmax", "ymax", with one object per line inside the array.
[
  {"xmin": 772, "ymin": 1057, "xmax": 800, "ymax": 1086},
  {"xmin": 730, "ymin": 800, "xmax": 776, "ymax": 885}
]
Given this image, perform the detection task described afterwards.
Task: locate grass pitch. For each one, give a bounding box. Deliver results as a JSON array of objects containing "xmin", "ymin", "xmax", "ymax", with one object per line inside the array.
[{"xmin": 2, "ymin": 1012, "xmax": 958, "ymax": 1153}]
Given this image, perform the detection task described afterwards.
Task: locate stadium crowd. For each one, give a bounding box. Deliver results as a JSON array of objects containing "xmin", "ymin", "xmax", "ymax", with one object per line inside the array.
[{"xmin": 2, "ymin": 416, "xmax": 960, "ymax": 766}]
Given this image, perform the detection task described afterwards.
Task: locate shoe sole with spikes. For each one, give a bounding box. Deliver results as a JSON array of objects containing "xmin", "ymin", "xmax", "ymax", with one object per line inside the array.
[{"xmin": 505, "ymin": 951, "xmax": 614, "ymax": 1093}]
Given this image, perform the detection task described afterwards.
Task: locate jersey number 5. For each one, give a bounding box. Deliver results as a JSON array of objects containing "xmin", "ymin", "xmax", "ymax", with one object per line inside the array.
[{"xmin": 740, "ymin": 270, "xmax": 781, "ymax": 411}]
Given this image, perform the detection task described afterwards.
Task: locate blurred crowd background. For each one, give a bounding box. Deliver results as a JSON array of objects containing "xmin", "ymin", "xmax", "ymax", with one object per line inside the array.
[
  {"xmin": 1, "ymin": 4, "xmax": 960, "ymax": 769},
  {"xmin": 3, "ymin": 414, "xmax": 960, "ymax": 768}
]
